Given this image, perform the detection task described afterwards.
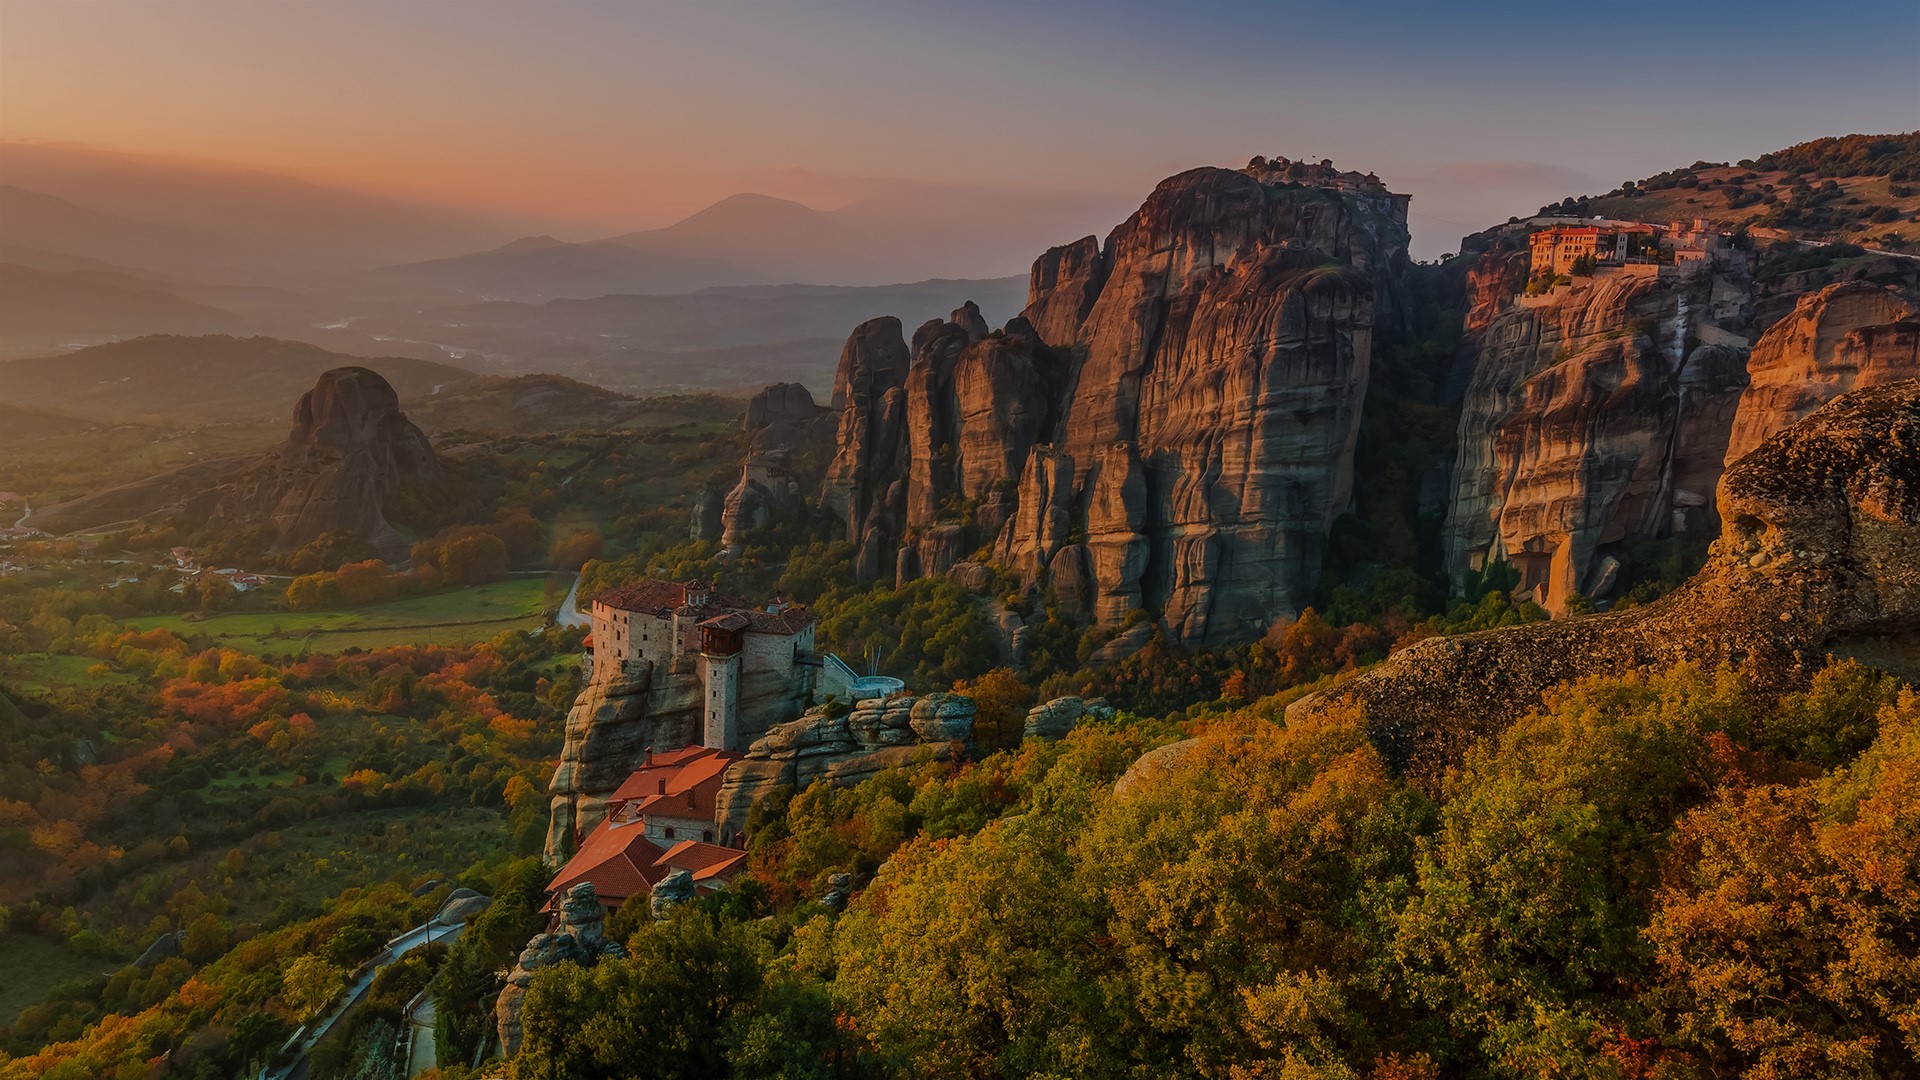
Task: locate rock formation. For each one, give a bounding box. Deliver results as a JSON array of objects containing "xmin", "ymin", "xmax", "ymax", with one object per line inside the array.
[
  {"xmin": 495, "ymin": 882, "xmax": 626, "ymax": 1055},
  {"xmin": 218, "ymin": 366, "xmax": 438, "ymax": 555},
  {"xmin": 649, "ymin": 869, "xmax": 695, "ymax": 920},
  {"xmin": 819, "ymin": 872, "xmax": 854, "ymax": 914},
  {"xmin": 1295, "ymin": 379, "xmax": 1920, "ymax": 779},
  {"xmin": 30, "ymin": 366, "xmax": 438, "ymax": 549},
  {"xmin": 713, "ymin": 693, "xmax": 976, "ymax": 835},
  {"xmin": 544, "ymin": 660, "xmax": 702, "ymax": 861},
  {"xmin": 1443, "ymin": 265, "xmax": 1752, "ymax": 615},
  {"xmin": 1445, "ymin": 238, "xmax": 1918, "ymax": 616},
  {"xmin": 1723, "ymin": 280, "xmax": 1918, "ymax": 464},
  {"xmin": 708, "ymin": 382, "xmax": 836, "ymax": 550},
  {"xmin": 1023, "ymin": 695, "xmax": 1115, "ymax": 740},
  {"xmin": 819, "ymin": 162, "xmax": 1411, "ymax": 644}
]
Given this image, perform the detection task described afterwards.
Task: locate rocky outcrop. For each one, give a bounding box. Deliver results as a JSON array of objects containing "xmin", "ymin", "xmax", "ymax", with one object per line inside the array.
[
  {"xmin": 544, "ymin": 659, "xmax": 699, "ymax": 862},
  {"xmin": 219, "ymin": 367, "xmax": 438, "ymax": 555},
  {"xmin": 713, "ymin": 693, "xmax": 976, "ymax": 835},
  {"xmin": 1724, "ymin": 280, "xmax": 1918, "ymax": 464},
  {"xmin": 1445, "ymin": 236, "xmax": 1920, "ymax": 616},
  {"xmin": 1444, "ymin": 263, "xmax": 1756, "ymax": 615},
  {"xmin": 1294, "ymin": 379, "xmax": 1920, "ymax": 779},
  {"xmin": 1023, "ymin": 695, "xmax": 1114, "ymax": 740},
  {"xmin": 715, "ymin": 383, "xmax": 835, "ymax": 551},
  {"xmin": 495, "ymin": 882, "xmax": 625, "ymax": 1056},
  {"xmin": 650, "ymin": 869, "xmax": 695, "ymax": 919},
  {"xmin": 819, "ymin": 162, "xmax": 1410, "ymax": 645},
  {"xmin": 31, "ymin": 367, "xmax": 438, "ymax": 549}
]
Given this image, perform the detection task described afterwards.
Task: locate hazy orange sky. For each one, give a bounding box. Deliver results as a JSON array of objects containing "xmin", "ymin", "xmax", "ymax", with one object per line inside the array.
[{"xmin": 4, "ymin": 0, "xmax": 1917, "ymax": 258}]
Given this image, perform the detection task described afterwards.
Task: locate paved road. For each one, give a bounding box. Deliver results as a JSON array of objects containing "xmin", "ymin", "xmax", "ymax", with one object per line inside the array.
[
  {"xmin": 406, "ymin": 995, "xmax": 439, "ymax": 1076},
  {"xmin": 556, "ymin": 572, "xmax": 590, "ymax": 627},
  {"xmin": 266, "ymin": 922, "xmax": 465, "ymax": 1080}
]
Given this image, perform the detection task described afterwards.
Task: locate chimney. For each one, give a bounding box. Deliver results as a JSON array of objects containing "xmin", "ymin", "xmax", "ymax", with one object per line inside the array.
[{"xmin": 645, "ymin": 746, "xmax": 654, "ymax": 765}]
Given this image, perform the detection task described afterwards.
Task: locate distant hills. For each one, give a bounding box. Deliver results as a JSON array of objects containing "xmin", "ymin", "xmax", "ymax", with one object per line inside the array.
[
  {"xmin": 1529, "ymin": 131, "xmax": 1920, "ymax": 249},
  {"xmin": 0, "ymin": 335, "xmax": 477, "ymax": 425},
  {"xmin": 355, "ymin": 276, "xmax": 1031, "ymax": 395},
  {"xmin": 385, "ymin": 188, "xmax": 1133, "ymax": 300},
  {"xmin": 377, "ymin": 234, "xmax": 766, "ymax": 302},
  {"xmin": 0, "ymin": 142, "xmax": 510, "ymax": 272},
  {"xmin": 0, "ymin": 264, "xmax": 251, "ymax": 356}
]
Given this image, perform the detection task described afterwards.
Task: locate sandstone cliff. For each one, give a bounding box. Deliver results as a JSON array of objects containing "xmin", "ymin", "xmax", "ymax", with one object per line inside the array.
[
  {"xmin": 818, "ymin": 163, "xmax": 1410, "ymax": 644},
  {"xmin": 1723, "ymin": 279, "xmax": 1918, "ymax": 464},
  {"xmin": 1445, "ymin": 239, "xmax": 1918, "ymax": 616},
  {"xmin": 1295, "ymin": 379, "xmax": 1920, "ymax": 778},
  {"xmin": 543, "ymin": 650, "xmax": 811, "ymax": 864}
]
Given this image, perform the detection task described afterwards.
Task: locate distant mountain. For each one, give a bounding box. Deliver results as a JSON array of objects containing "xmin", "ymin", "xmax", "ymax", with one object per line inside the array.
[
  {"xmin": 0, "ymin": 263, "xmax": 250, "ymax": 357},
  {"xmin": 605, "ymin": 193, "xmax": 968, "ymax": 286},
  {"xmin": 352, "ymin": 276, "xmax": 1030, "ymax": 395},
  {"xmin": 0, "ymin": 185, "xmax": 270, "ymax": 273},
  {"xmin": 0, "ymin": 142, "xmax": 511, "ymax": 270},
  {"xmin": 377, "ymin": 235, "xmax": 766, "ymax": 302},
  {"xmin": 0, "ymin": 334, "xmax": 478, "ymax": 425}
]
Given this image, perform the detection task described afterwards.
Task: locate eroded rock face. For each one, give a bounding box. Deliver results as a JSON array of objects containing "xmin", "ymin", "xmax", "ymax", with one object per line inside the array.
[
  {"xmin": 496, "ymin": 882, "xmax": 625, "ymax": 1056},
  {"xmin": 1445, "ymin": 240, "xmax": 1920, "ymax": 617},
  {"xmin": 819, "ymin": 164, "xmax": 1409, "ymax": 645},
  {"xmin": 717, "ymin": 383, "xmax": 835, "ymax": 552},
  {"xmin": 543, "ymin": 661, "xmax": 695, "ymax": 864},
  {"xmin": 713, "ymin": 694, "xmax": 975, "ymax": 834},
  {"xmin": 1294, "ymin": 379, "xmax": 1920, "ymax": 779},
  {"xmin": 1724, "ymin": 280, "xmax": 1918, "ymax": 465},
  {"xmin": 223, "ymin": 367, "xmax": 438, "ymax": 555}
]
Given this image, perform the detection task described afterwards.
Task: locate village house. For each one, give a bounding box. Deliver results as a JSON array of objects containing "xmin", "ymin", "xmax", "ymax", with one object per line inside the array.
[
  {"xmin": 1527, "ymin": 217, "xmax": 1730, "ymax": 279},
  {"xmin": 544, "ymin": 745, "xmax": 750, "ymax": 911},
  {"xmin": 582, "ymin": 577, "xmax": 898, "ymax": 753}
]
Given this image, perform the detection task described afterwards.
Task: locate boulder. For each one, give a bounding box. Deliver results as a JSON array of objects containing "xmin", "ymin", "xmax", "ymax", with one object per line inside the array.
[
  {"xmin": 135, "ymin": 931, "xmax": 183, "ymax": 970},
  {"xmin": 820, "ymin": 872, "xmax": 854, "ymax": 914},
  {"xmin": 650, "ymin": 869, "xmax": 696, "ymax": 920},
  {"xmin": 434, "ymin": 888, "xmax": 490, "ymax": 926},
  {"xmin": 1024, "ymin": 696, "xmax": 1085, "ymax": 741},
  {"xmin": 908, "ymin": 692, "xmax": 977, "ymax": 743}
]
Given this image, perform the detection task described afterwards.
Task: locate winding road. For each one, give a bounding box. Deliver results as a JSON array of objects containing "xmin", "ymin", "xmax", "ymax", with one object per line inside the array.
[{"xmin": 556, "ymin": 572, "xmax": 590, "ymax": 628}]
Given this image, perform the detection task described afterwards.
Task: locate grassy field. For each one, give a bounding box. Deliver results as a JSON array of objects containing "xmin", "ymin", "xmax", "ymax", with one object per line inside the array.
[
  {"xmin": 126, "ymin": 575, "xmax": 565, "ymax": 655},
  {"xmin": 0, "ymin": 932, "xmax": 114, "ymax": 1026},
  {"xmin": 2, "ymin": 652, "xmax": 140, "ymax": 696}
]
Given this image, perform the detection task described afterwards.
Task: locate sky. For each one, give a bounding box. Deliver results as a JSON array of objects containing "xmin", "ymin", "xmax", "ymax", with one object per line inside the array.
[{"xmin": 3, "ymin": 0, "xmax": 1917, "ymax": 261}]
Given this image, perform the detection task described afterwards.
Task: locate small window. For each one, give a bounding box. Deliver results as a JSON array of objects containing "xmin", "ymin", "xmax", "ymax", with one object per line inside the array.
[
  {"xmin": 703, "ymin": 830, "xmax": 713, "ymax": 842},
  {"xmin": 664, "ymin": 827, "xmax": 676, "ymax": 840}
]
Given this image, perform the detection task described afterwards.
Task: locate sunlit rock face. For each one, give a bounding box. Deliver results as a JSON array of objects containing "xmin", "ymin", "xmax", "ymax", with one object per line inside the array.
[
  {"xmin": 820, "ymin": 163, "xmax": 1410, "ymax": 645},
  {"xmin": 1444, "ymin": 236, "xmax": 1918, "ymax": 617},
  {"xmin": 1295, "ymin": 378, "xmax": 1920, "ymax": 778},
  {"xmin": 1723, "ymin": 280, "xmax": 1918, "ymax": 465}
]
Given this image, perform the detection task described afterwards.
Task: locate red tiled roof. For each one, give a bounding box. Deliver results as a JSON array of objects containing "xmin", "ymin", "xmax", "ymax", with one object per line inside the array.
[
  {"xmin": 656, "ymin": 840, "xmax": 748, "ymax": 882},
  {"xmin": 608, "ymin": 746, "xmax": 735, "ymax": 806},
  {"xmin": 546, "ymin": 818, "xmax": 667, "ymax": 906},
  {"xmin": 626, "ymin": 752, "xmax": 738, "ymax": 822},
  {"xmin": 699, "ymin": 611, "xmax": 752, "ymax": 632},
  {"xmin": 593, "ymin": 578, "xmax": 814, "ymax": 636}
]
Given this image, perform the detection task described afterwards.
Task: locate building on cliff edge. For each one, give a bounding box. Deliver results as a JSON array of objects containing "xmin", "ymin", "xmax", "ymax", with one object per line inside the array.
[
  {"xmin": 581, "ymin": 577, "xmax": 904, "ymax": 751},
  {"xmin": 545, "ymin": 747, "xmax": 749, "ymax": 910}
]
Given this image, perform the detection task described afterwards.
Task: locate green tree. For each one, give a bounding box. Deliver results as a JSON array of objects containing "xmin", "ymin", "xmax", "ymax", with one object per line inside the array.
[{"xmin": 283, "ymin": 953, "xmax": 348, "ymax": 1022}]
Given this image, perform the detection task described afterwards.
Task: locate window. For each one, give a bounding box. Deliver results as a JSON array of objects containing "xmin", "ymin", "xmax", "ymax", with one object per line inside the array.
[
  {"xmin": 703, "ymin": 830, "xmax": 713, "ymax": 842},
  {"xmin": 663, "ymin": 827, "xmax": 676, "ymax": 840}
]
